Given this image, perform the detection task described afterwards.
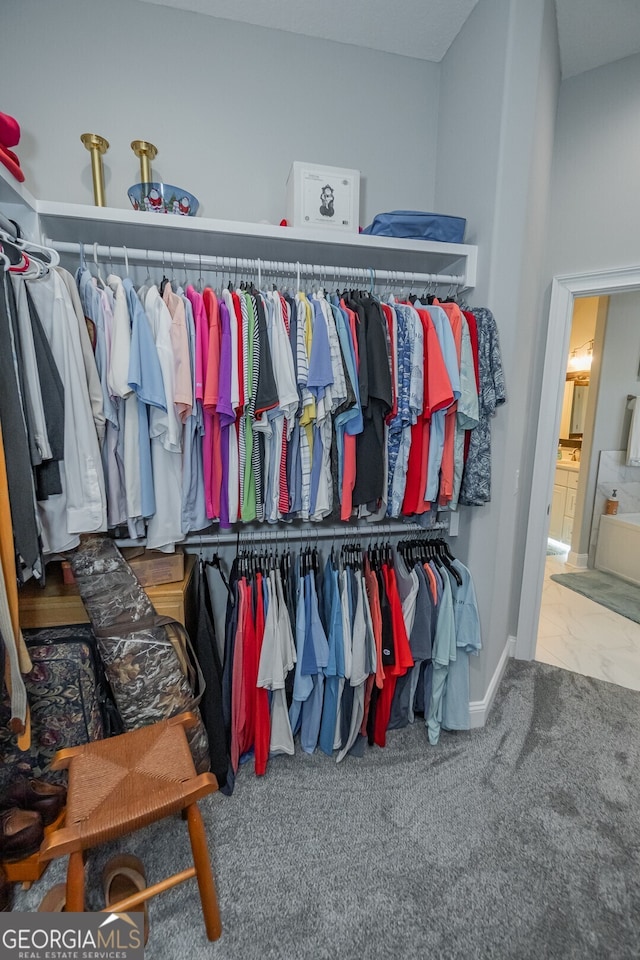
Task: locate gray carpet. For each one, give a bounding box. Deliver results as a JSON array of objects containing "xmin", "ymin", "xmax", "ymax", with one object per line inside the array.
[
  {"xmin": 14, "ymin": 661, "xmax": 640, "ymax": 959},
  {"xmin": 551, "ymin": 569, "xmax": 640, "ymax": 624}
]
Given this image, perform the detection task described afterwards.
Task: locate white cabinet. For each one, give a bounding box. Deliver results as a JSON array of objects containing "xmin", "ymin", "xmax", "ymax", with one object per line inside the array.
[
  {"xmin": 550, "ymin": 465, "xmax": 579, "ymax": 545},
  {"xmin": 550, "ymin": 483, "xmax": 567, "ymax": 540}
]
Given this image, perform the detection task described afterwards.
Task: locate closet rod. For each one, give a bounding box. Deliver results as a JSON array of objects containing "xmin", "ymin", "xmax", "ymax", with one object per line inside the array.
[
  {"xmin": 116, "ymin": 519, "xmax": 455, "ymax": 551},
  {"xmin": 46, "ymin": 240, "xmax": 465, "ymax": 288}
]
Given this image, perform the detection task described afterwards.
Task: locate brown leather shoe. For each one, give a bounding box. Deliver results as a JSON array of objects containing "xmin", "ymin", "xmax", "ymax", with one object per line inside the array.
[
  {"xmin": 0, "ymin": 865, "xmax": 13, "ymax": 911},
  {"xmin": 0, "ymin": 808, "xmax": 44, "ymax": 862},
  {"xmin": 5, "ymin": 778, "xmax": 66, "ymax": 827}
]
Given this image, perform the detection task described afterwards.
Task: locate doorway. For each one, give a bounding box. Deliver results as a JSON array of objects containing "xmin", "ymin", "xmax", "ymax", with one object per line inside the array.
[
  {"xmin": 517, "ymin": 266, "xmax": 640, "ymax": 689},
  {"xmin": 547, "ymin": 296, "xmax": 599, "ymax": 555}
]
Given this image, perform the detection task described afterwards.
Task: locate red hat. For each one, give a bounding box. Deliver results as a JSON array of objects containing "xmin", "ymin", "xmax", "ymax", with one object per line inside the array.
[
  {"xmin": 0, "ymin": 112, "xmax": 20, "ymax": 149},
  {"xmin": 0, "ymin": 143, "xmax": 25, "ymax": 182}
]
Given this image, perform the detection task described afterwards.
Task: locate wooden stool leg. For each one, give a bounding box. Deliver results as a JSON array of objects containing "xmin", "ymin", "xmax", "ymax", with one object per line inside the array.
[
  {"xmin": 66, "ymin": 851, "xmax": 85, "ymax": 912},
  {"xmin": 186, "ymin": 804, "xmax": 222, "ymax": 941}
]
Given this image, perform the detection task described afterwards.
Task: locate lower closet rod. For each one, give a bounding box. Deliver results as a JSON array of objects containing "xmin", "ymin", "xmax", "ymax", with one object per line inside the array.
[{"xmin": 46, "ymin": 240, "xmax": 465, "ymax": 289}]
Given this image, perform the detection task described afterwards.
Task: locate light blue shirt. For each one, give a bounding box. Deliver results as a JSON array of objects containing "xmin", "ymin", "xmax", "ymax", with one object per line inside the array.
[
  {"xmin": 123, "ymin": 278, "xmax": 166, "ymax": 519},
  {"xmin": 426, "ymin": 561, "xmax": 456, "ymax": 745},
  {"xmin": 443, "ymin": 560, "xmax": 482, "ymax": 732}
]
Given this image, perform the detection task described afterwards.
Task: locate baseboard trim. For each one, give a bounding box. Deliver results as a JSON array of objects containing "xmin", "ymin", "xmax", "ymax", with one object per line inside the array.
[
  {"xmin": 567, "ymin": 551, "xmax": 588, "ymax": 569},
  {"xmin": 468, "ymin": 635, "xmax": 516, "ymax": 728}
]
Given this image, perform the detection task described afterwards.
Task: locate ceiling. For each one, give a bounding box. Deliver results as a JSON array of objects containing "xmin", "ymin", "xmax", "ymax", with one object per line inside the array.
[{"xmin": 138, "ymin": 0, "xmax": 640, "ymax": 79}]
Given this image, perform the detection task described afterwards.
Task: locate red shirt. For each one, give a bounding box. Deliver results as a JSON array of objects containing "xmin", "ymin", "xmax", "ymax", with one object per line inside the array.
[{"xmin": 253, "ymin": 573, "xmax": 271, "ymax": 776}]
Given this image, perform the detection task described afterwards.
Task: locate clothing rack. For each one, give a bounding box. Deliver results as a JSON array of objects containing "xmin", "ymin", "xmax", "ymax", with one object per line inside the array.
[{"xmin": 46, "ymin": 240, "xmax": 466, "ymax": 291}]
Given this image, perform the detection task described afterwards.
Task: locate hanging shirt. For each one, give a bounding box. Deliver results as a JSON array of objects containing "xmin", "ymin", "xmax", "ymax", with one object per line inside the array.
[
  {"xmin": 307, "ymin": 298, "xmax": 334, "ymax": 520},
  {"xmin": 222, "ymin": 290, "xmax": 240, "ymax": 524},
  {"xmin": 77, "ymin": 267, "xmax": 118, "ymax": 431},
  {"xmin": 124, "ymin": 278, "xmax": 166, "ymax": 522},
  {"xmin": 28, "ymin": 271, "xmax": 107, "ymax": 547},
  {"xmin": 0, "ymin": 275, "xmax": 43, "ymax": 578},
  {"xmin": 426, "ymin": 564, "xmax": 457, "ymax": 745},
  {"xmin": 437, "ymin": 302, "xmax": 463, "ymax": 507},
  {"xmin": 186, "ymin": 286, "xmax": 215, "ymax": 521},
  {"xmin": 176, "ymin": 287, "xmax": 207, "ymax": 532},
  {"xmin": 257, "ymin": 569, "xmax": 296, "ymax": 756},
  {"xmin": 57, "ymin": 268, "xmax": 105, "ymax": 444},
  {"xmin": 143, "ymin": 286, "xmax": 184, "ymax": 552},
  {"xmin": 423, "ymin": 304, "xmax": 460, "ymax": 504},
  {"xmin": 442, "ymin": 559, "xmax": 482, "ymax": 731},
  {"xmin": 450, "ymin": 314, "xmax": 480, "ymax": 510},
  {"xmin": 318, "ymin": 558, "xmax": 345, "ymax": 756},
  {"xmin": 336, "ymin": 568, "xmax": 369, "ymax": 763},
  {"xmin": 352, "ymin": 296, "xmax": 392, "ymax": 509},
  {"xmin": 203, "ymin": 288, "xmax": 222, "ymax": 520},
  {"xmin": 459, "ymin": 307, "xmax": 506, "ymax": 505},
  {"xmin": 108, "ymin": 274, "xmax": 141, "ymax": 525},
  {"xmin": 11, "ymin": 278, "xmax": 54, "ymax": 468},
  {"xmin": 240, "ymin": 292, "xmax": 259, "ymax": 521}
]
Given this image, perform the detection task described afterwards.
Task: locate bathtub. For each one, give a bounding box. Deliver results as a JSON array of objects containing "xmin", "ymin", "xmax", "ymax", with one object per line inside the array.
[{"xmin": 595, "ymin": 512, "xmax": 640, "ymax": 587}]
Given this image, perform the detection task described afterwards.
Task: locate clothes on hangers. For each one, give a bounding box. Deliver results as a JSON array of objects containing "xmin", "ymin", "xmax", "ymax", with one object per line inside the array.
[
  {"xmin": 207, "ymin": 536, "xmax": 481, "ymax": 792},
  {"xmin": 0, "ymin": 237, "xmax": 506, "ymax": 567}
]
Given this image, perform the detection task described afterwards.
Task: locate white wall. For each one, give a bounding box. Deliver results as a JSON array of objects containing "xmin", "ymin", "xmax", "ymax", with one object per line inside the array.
[
  {"xmin": 548, "ymin": 52, "xmax": 640, "ymax": 277},
  {"xmin": 434, "ymin": 0, "xmax": 510, "ymax": 304},
  {"xmin": 0, "ymin": 0, "xmax": 439, "ymax": 225},
  {"xmin": 435, "ymin": 0, "xmax": 560, "ymax": 698},
  {"xmin": 543, "ymin": 53, "xmax": 640, "ymax": 564}
]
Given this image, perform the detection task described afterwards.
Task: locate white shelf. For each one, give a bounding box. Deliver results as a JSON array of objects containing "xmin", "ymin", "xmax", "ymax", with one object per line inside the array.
[
  {"xmin": 0, "ymin": 164, "xmax": 477, "ymax": 286},
  {"xmin": 0, "ymin": 166, "xmax": 39, "ymax": 241}
]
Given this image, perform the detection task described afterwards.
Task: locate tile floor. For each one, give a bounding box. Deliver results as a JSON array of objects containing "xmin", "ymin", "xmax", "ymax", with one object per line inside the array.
[{"xmin": 536, "ymin": 548, "xmax": 640, "ymax": 690}]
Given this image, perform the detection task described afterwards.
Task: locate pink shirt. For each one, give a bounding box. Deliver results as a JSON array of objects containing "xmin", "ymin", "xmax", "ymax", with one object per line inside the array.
[
  {"xmin": 186, "ymin": 287, "xmax": 214, "ymax": 516},
  {"xmin": 186, "ymin": 286, "xmax": 208, "ymax": 404},
  {"xmin": 203, "ymin": 288, "xmax": 222, "ymax": 520}
]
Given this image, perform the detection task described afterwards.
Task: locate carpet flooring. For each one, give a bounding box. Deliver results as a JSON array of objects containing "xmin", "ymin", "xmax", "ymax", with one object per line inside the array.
[
  {"xmin": 551, "ymin": 569, "xmax": 640, "ymax": 624},
  {"xmin": 15, "ymin": 661, "xmax": 640, "ymax": 960}
]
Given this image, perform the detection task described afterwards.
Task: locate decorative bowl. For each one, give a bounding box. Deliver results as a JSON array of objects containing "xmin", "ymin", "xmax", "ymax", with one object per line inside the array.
[{"xmin": 127, "ymin": 182, "xmax": 199, "ymax": 216}]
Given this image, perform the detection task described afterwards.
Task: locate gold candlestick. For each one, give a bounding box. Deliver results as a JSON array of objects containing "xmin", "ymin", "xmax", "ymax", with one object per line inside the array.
[
  {"xmin": 80, "ymin": 133, "xmax": 109, "ymax": 206},
  {"xmin": 131, "ymin": 140, "xmax": 158, "ymax": 184}
]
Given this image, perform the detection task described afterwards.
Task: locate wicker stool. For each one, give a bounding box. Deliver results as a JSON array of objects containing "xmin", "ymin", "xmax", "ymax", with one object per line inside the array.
[{"xmin": 39, "ymin": 712, "xmax": 222, "ymax": 941}]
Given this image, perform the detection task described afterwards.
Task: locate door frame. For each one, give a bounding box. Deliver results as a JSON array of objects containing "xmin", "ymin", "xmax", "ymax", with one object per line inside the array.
[{"xmin": 516, "ymin": 264, "xmax": 640, "ymax": 660}]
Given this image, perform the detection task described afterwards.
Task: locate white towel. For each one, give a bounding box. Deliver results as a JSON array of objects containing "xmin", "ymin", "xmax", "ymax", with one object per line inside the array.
[{"xmin": 626, "ymin": 396, "xmax": 640, "ymax": 466}]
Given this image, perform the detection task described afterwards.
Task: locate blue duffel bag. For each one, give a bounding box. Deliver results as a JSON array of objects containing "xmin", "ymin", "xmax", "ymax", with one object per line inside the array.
[{"xmin": 362, "ymin": 210, "xmax": 466, "ymax": 243}]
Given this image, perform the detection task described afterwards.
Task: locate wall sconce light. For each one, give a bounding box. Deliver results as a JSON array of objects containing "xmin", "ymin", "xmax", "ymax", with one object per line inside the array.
[{"xmin": 568, "ymin": 339, "xmax": 594, "ymax": 373}]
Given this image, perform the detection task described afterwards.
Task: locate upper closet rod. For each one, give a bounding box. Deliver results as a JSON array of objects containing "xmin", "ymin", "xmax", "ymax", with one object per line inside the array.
[
  {"xmin": 113, "ymin": 517, "xmax": 454, "ymax": 550},
  {"xmin": 46, "ymin": 239, "xmax": 465, "ymax": 289}
]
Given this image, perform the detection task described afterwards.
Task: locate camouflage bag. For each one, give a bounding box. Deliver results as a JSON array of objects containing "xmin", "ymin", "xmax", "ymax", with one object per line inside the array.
[
  {"xmin": 0, "ymin": 626, "xmax": 111, "ymax": 786},
  {"xmin": 69, "ymin": 536, "xmax": 210, "ymax": 772}
]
